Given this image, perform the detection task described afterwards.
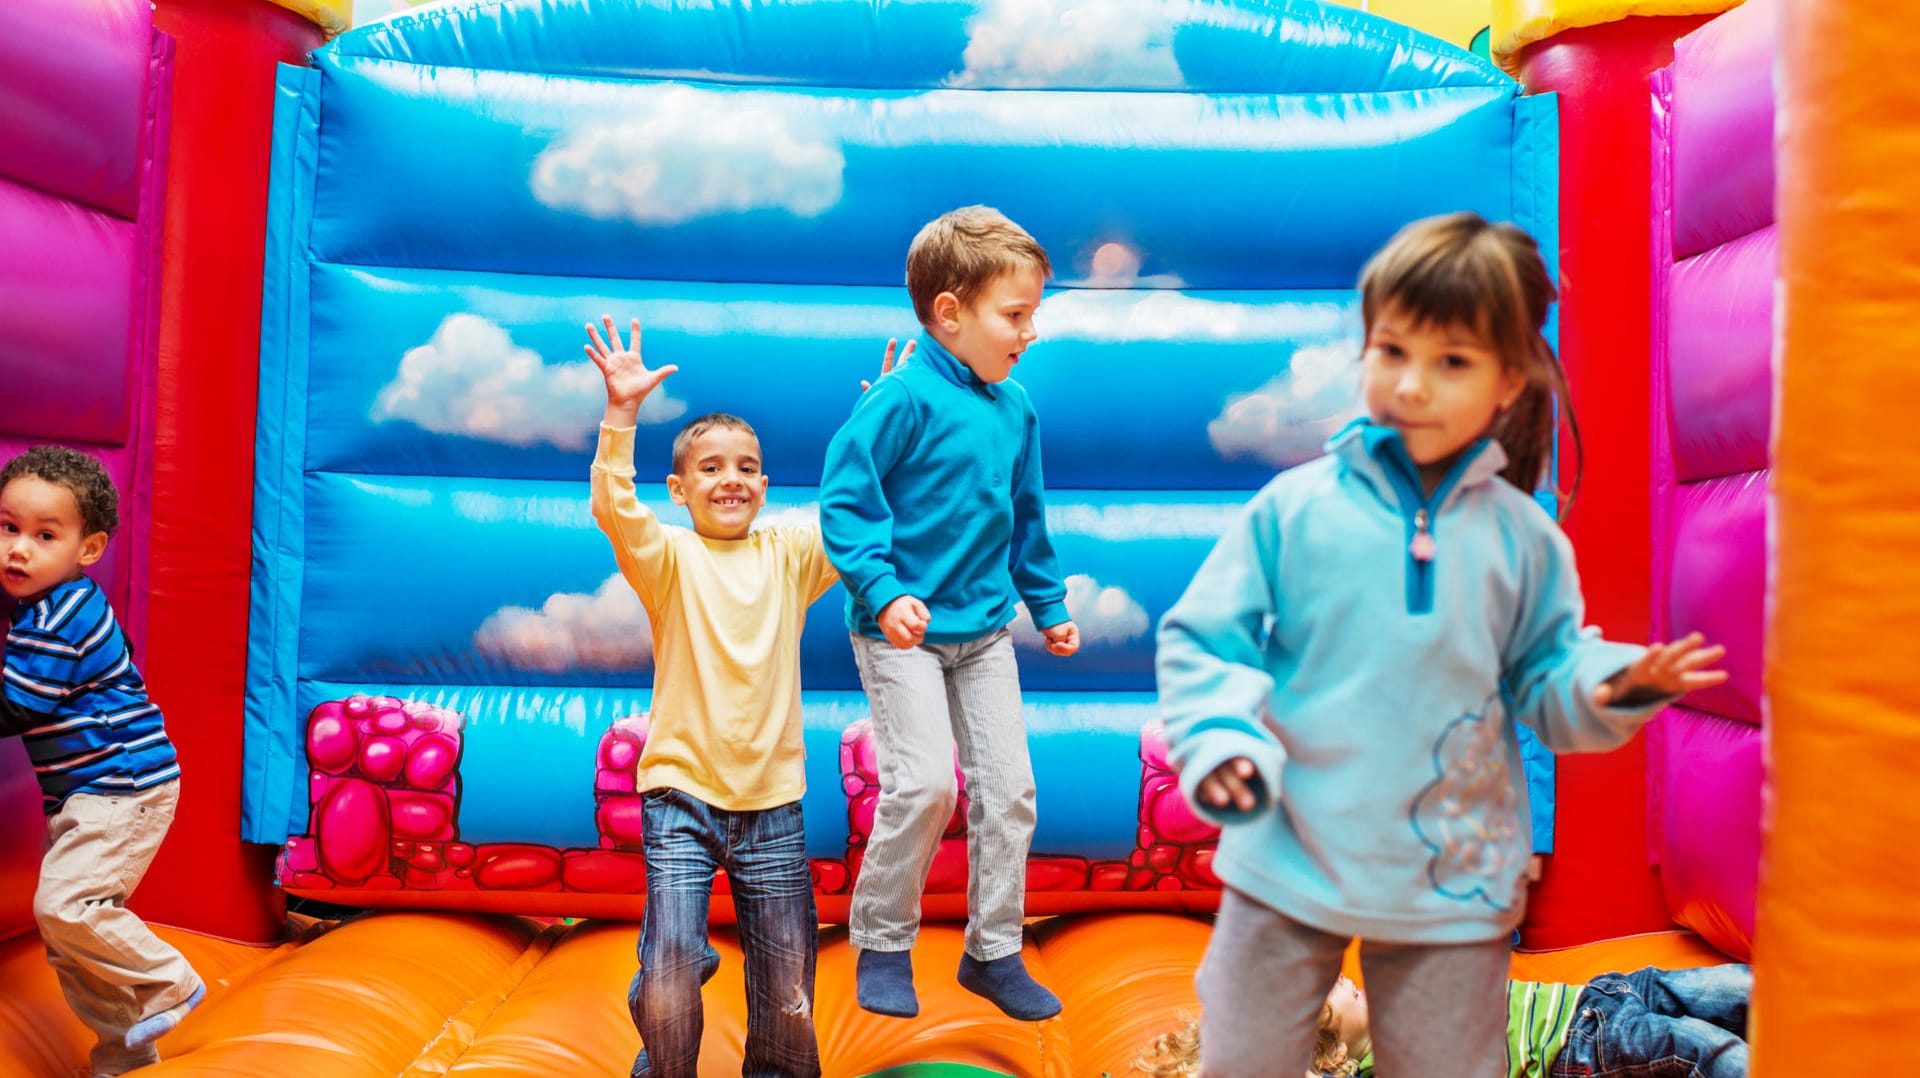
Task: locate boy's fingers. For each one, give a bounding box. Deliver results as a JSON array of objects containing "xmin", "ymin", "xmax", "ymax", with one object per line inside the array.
[
  {"xmin": 586, "ymin": 323, "xmax": 609, "ymax": 355},
  {"xmin": 601, "ymin": 314, "xmax": 622, "ymax": 352},
  {"xmin": 629, "ymin": 318, "xmax": 643, "ymax": 354},
  {"xmin": 900, "ymin": 340, "xmax": 915, "ymax": 362}
]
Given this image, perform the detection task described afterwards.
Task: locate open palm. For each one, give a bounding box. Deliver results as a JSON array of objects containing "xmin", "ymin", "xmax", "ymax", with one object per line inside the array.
[{"xmin": 585, "ymin": 315, "xmax": 678, "ymax": 407}]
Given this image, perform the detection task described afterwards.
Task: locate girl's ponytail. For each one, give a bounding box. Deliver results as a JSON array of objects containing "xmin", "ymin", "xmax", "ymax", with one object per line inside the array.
[{"xmin": 1491, "ymin": 332, "xmax": 1581, "ymax": 518}]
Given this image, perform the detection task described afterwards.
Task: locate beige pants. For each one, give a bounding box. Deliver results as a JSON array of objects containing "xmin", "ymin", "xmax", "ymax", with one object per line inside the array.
[{"xmin": 37, "ymin": 779, "xmax": 202, "ymax": 1075}]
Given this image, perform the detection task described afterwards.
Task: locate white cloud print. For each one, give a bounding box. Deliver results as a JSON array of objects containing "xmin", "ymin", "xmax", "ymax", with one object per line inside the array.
[
  {"xmin": 1208, "ymin": 340, "xmax": 1365, "ymax": 469},
  {"xmin": 474, "ymin": 574, "xmax": 653, "ymax": 673},
  {"xmin": 1012, "ymin": 573, "xmax": 1149, "ymax": 650},
  {"xmin": 532, "ymin": 84, "xmax": 845, "ymax": 226},
  {"xmin": 372, "ymin": 314, "xmax": 686, "ymax": 449},
  {"xmin": 951, "ymin": 0, "xmax": 1266, "ymax": 89}
]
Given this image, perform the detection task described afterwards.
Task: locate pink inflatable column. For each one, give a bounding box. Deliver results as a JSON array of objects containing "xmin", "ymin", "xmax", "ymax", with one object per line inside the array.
[{"xmin": 1646, "ymin": 0, "xmax": 1774, "ymax": 961}]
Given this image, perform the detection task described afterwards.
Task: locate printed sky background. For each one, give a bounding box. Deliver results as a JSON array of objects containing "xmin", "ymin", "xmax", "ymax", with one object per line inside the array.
[{"xmin": 347, "ymin": 0, "xmax": 1492, "ymax": 50}]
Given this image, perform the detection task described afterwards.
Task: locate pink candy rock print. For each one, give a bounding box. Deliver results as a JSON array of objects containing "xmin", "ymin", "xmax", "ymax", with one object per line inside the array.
[
  {"xmin": 279, "ymin": 695, "xmax": 466, "ymax": 890},
  {"xmin": 1126, "ymin": 719, "xmax": 1220, "ymax": 891}
]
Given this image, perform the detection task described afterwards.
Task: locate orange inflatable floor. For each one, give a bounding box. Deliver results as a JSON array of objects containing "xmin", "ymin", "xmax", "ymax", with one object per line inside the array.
[{"xmin": 0, "ymin": 912, "xmax": 1732, "ymax": 1077}]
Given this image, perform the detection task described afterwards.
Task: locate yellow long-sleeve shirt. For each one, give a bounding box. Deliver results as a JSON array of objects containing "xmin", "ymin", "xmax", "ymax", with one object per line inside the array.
[{"xmin": 589, "ymin": 425, "xmax": 838, "ymax": 811}]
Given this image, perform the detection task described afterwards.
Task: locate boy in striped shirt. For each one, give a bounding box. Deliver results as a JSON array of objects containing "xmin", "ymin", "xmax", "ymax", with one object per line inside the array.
[{"xmin": 0, "ymin": 446, "xmax": 203, "ymax": 1076}]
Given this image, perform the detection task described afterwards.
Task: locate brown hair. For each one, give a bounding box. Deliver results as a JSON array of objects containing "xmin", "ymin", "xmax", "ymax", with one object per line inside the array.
[
  {"xmin": 0, "ymin": 445, "xmax": 119, "ymax": 536},
  {"xmin": 1358, "ymin": 211, "xmax": 1581, "ymax": 515},
  {"xmin": 905, "ymin": 205, "xmax": 1052, "ymax": 327},
  {"xmin": 670, "ymin": 413, "xmax": 758, "ymax": 474}
]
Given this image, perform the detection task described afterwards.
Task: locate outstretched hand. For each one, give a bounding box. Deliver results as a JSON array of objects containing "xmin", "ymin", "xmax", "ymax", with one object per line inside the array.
[
  {"xmin": 1593, "ymin": 631, "xmax": 1728, "ymax": 708},
  {"xmin": 863, "ymin": 338, "xmax": 914, "ymax": 392},
  {"xmin": 585, "ymin": 315, "xmax": 678, "ymax": 420}
]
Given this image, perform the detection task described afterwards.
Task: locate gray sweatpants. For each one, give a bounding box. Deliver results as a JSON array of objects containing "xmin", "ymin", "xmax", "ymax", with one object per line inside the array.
[
  {"xmin": 1197, "ymin": 887, "xmax": 1509, "ymax": 1077},
  {"xmin": 847, "ymin": 629, "xmax": 1035, "ymax": 962}
]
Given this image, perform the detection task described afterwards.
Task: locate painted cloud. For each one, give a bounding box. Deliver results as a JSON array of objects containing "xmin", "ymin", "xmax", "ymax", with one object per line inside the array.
[
  {"xmin": 1207, "ymin": 340, "xmax": 1363, "ymax": 468},
  {"xmin": 1011, "ymin": 573, "xmax": 1150, "ymax": 650},
  {"xmin": 533, "ymin": 84, "xmax": 845, "ymax": 225},
  {"xmin": 373, "ymin": 313, "xmax": 686, "ymax": 448},
  {"xmin": 474, "ymin": 574, "xmax": 653, "ymax": 673}
]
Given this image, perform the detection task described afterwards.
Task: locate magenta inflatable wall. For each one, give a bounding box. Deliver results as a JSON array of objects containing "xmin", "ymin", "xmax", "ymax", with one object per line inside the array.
[
  {"xmin": 1648, "ymin": 0, "xmax": 1774, "ymax": 960},
  {"xmin": 0, "ymin": 0, "xmax": 171, "ymax": 940}
]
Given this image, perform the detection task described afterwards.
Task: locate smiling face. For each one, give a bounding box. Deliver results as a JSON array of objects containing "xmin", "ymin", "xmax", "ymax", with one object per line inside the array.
[
  {"xmin": 932, "ymin": 265, "xmax": 1044, "ymax": 384},
  {"xmin": 667, "ymin": 426, "xmax": 768, "ymax": 541},
  {"xmin": 0, "ymin": 475, "xmax": 107, "ymax": 604},
  {"xmin": 1361, "ymin": 303, "xmax": 1525, "ymax": 487}
]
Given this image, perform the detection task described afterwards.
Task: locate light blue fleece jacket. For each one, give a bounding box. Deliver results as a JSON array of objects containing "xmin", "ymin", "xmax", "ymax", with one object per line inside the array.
[
  {"xmin": 1157, "ymin": 419, "xmax": 1667, "ymax": 944},
  {"xmin": 819, "ymin": 335, "xmax": 1069, "ymax": 642}
]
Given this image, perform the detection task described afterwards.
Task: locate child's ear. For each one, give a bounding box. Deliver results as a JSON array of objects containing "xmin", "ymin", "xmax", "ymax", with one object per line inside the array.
[
  {"xmin": 932, "ymin": 291, "xmax": 961, "ymax": 330},
  {"xmin": 665, "ymin": 473, "xmax": 688, "ymax": 506},
  {"xmin": 77, "ymin": 531, "xmax": 108, "ymax": 568}
]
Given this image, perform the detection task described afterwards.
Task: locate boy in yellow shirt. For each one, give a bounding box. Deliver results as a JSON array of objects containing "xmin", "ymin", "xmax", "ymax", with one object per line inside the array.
[{"xmin": 585, "ymin": 316, "xmax": 881, "ymax": 1078}]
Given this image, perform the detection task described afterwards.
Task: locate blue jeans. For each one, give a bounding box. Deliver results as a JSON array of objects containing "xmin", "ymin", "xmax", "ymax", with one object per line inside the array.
[
  {"xmin": 629, "ymin": 789, "xmax": 820, "ymax": 1078},
  {"xmin": 1554, "ymin": 964, "xmax": 1751, "ymax": 1077}
]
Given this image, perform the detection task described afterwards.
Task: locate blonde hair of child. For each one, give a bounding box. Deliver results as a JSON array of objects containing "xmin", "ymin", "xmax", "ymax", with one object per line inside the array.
[
  {"xmin": 1312, "ymin": 1002, "xmax": 1365, "ymax": 1076},
  {"xmin": 905, "ymin": 205, "xmax": 1052, "ymax": 328},
  {"xmin": 1357, "ymin": 211, "xmax": 1582, "ymax": 515},
  {"xmin": 1132, "ymin": 1015, "xmax": 1200, "ymax": 1076}
]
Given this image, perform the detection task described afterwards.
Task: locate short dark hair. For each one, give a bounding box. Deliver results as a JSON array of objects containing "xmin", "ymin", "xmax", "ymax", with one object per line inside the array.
[
  {"xmin": 670, "ymin": 413, "xmax": 759, "ymax": 473},
  {"xmin": 0, "ymin": 445, "xmax": 120, "ymax": 536}
]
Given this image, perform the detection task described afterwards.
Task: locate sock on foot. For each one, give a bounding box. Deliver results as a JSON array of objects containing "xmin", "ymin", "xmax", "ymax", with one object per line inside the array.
[
  {"xmin": 957, "ymin": 953, "xmax": 1061, "ymax": 1021},
  {"xmin": 125, "ymin": 982, "xmax": 205, "ymax": 1050},
  {"xmin": 856, "ymin": 948, "xmax": 919, "ymax": 1018}
]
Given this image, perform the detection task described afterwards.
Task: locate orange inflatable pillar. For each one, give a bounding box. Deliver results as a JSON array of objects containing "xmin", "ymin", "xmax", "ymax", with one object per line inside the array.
[
  {"xmin": 1760, "ymin": 0, "xmax": 1920, "ymax": 1068},
  {"xmin": 139, "ymin": 0, "xmax": 326, "ymax": 942},
  {"xmin": 1492, "ymin": 0, "xmax": 1729, "ymax": 948}
]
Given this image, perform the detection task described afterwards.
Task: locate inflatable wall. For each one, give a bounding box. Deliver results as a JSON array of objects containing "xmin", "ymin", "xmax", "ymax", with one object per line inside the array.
[
  {"xmin": 245, "ymin": 0, "xmax": 1562, "ymax": 917},
  {"xmin": 1646, "ymin": 0, "xmax": 1771, "ymax": 961},
  {"xmin": 0, "ymin": 0, "xmax": 172, "ymax": 937}
]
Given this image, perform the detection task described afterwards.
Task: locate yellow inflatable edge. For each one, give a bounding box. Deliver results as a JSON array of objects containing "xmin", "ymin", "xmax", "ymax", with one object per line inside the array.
[
  {"xmin": 1492, "ymin": 0, "xmax": 1745, "ymax": 71},
  {"xmin": 265, "ymin": 0, "xmax": 352, "ymax": 36}
]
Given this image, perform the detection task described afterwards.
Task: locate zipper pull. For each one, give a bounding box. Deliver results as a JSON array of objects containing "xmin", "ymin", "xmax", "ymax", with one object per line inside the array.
[{"xmin": 1410, "ymin": 509, "xmax": 1436, "ymax": 561}]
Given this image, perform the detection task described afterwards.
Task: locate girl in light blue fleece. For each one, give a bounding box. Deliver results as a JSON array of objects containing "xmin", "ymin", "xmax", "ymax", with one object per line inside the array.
[{"xmin": 1155, "ymin": 213, "xmax": 1728, "ymax": 1078}]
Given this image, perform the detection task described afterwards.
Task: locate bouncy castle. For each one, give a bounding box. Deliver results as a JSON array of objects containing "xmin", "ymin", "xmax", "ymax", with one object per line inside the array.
[{"xmin": 0, "ymin": 0, "xmax": 1914, "ymax": 1074}]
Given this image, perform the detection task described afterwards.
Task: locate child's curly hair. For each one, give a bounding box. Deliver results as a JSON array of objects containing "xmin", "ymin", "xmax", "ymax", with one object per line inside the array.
[{"xmin": 0, "ymin": 446, "xmax": 119, "ymax": 536}]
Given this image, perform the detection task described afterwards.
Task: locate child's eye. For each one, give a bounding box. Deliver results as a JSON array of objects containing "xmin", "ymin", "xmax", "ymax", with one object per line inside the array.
[
  {"xmin": 38, "ymin": 532, "xmax": 55, "ymax": 541},
  {"xmin": 1444, "ymin": 354, "xmax": 1474, "ymax": 369}
]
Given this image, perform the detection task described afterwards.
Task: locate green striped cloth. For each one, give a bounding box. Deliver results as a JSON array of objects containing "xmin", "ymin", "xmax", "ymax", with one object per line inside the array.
[{"xmin": 1506, "ymin": 979, "xmax": 1581, "ymax": 1077}]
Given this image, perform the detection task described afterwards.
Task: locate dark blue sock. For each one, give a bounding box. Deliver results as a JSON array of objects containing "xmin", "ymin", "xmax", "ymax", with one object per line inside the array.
[
  {"xmin": 856, "ymin": 948, "xmax": 918, "ymax": 1018},
  {"xmin": 957, "ymin": 953, "xmax": 1061, "ymax": 1021}
]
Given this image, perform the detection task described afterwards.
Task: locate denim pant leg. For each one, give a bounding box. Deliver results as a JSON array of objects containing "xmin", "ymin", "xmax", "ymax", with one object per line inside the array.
[
  {"xmin": 1195, "ymin": 888, "xmax": 1347, "ymax": 1078},
  {"xmin": 848, "ymin": 633, "xmax": 961, "ymax": 953},
  {"xmin": 727, "ymin": 801, "xmax": 822, "ymax": 1078},
  {"xmin": 943, "ymin": 629, "xmax": 1035, "ymax": 962},
  {"xmin": 632, "ymin": 789, "xmax": 723, "ymax": 1078},
  {"xmin": 1555, "ymin": 965, "xmax": 1751, "ymax": 1078}
]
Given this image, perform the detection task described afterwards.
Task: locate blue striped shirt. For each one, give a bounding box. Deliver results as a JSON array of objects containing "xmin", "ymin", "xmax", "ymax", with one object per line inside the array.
[{"xmin": 3, "ymin": 577, "xmax": 178, "ymax": 812}]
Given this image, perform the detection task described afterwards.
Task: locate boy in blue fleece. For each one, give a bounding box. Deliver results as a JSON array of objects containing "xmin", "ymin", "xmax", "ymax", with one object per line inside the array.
[
  {"xmin": 820, "ymin": 205, "xmax": 1079, "ymax": 1021},
  {"xmin": 1156, "ymin": 214, "xmax": 1728, "ymax": 1076}
]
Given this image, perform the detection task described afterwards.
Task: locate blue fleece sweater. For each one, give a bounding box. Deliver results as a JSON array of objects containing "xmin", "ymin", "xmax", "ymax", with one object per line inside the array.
[
  {"xmin": 1157, "ymin": 420, "xmax": 1666, "ymax": 944},
  {"xmin": 819, "ymin": 335, "xmax": 1069, "ymax": 642}
]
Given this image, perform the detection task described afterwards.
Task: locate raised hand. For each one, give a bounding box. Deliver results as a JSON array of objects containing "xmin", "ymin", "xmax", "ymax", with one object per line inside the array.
[
  {"xmin": 877, "ymin": 595, "xmax": 930, "ymax": 650},
  {"xmin": 585, "ymin": 315, "xmax": 678, "ymax": 420},
  {"xmin": 1592, "ymin": 631, "xmax": 1729, "ymax": 708},
  {"xmin": 863, "ymin": 337, "xmax": 914, "ymax": 392}
]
